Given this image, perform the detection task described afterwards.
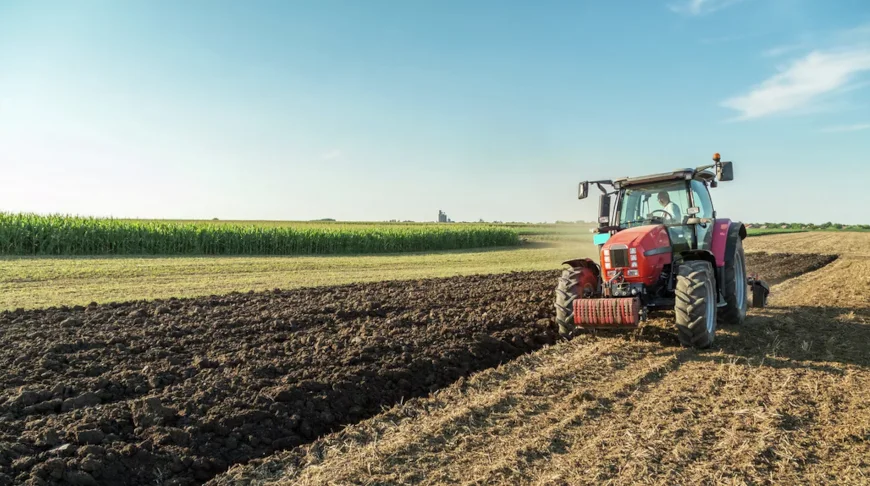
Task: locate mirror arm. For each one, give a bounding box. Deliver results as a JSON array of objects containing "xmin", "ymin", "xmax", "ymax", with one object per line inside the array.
[{"xmin": 587, "ymin": 180, "xmax": 614, "ymax": 194}]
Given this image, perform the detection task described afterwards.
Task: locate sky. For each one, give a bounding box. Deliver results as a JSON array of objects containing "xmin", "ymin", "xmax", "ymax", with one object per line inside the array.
[{"xmin": 1, "ymin": 0, "xmax": 869, "ymax": 224}]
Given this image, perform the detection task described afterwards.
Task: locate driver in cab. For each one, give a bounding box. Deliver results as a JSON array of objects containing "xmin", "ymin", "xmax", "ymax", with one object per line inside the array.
[{"xmin": 657, "ymin": 192, "xmax": 682, "ymax": 224}]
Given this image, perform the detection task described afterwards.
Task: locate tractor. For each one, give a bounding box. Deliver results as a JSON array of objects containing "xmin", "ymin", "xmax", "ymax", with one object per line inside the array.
[{"xmin": 555, "ymin": 153, "xmax": 769, "ymax": 348}]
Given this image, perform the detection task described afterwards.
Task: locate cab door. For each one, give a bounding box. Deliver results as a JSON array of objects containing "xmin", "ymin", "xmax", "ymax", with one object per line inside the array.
[{"xmin": 690, "ymin": 180, "xmax": 715, "ymax": 251}]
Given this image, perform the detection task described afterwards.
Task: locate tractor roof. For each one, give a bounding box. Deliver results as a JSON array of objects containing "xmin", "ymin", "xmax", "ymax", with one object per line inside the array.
[{"xmin": 613, "ymin": 168, "xmax": 715, "ymax": 189}]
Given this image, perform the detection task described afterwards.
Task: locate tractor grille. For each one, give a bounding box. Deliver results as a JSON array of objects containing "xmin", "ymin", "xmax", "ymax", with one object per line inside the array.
[{"xmin": 611, "ymin": 248, "xmax": 630, "ymax": 268}]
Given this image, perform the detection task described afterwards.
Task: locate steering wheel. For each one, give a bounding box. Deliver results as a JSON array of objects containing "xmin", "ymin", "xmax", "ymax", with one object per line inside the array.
[{"xmin": 649, "ymin": 209, "xmax": 673, "ymax": 221}]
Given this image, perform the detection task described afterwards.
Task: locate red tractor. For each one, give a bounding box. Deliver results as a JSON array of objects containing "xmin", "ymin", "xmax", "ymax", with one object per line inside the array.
[{"xmin": 555, "ymin": 154, "xmax": 768, "ymax": 348}]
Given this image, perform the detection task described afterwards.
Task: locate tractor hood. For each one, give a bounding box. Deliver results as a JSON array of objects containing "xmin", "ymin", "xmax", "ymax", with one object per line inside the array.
[
  {"xmin": 600, "ymin": 225, "xmax": 672, "ymax": 285},
  {"xmin": 605, "ymin": 225, "xmax": 670, "ymax": 249}
]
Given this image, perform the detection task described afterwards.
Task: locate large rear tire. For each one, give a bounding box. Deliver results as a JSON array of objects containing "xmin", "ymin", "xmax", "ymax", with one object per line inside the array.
[
  {"xmin": 719, "ymin": 238, "xmax": 748, "ymax": 325},
  {"xmin": 555, "ymin": 267, "xmax": 580, "ymax": 339},
  {"xmin": 675, "ymin": 260, "xmax": 717, "ymax": 348}
]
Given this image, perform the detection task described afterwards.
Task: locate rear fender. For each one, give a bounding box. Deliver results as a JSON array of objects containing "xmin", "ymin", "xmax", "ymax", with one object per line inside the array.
[
  {"xmin": 710, "ymin": 219, "xmax": 746, "ymax": 267},
  {"xmin": 724, "ymin": 222, "xmax": 747, "ymax": 264}
]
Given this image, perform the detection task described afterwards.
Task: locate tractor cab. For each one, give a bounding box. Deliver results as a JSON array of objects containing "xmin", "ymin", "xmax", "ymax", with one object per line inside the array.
[
  {"xmin": 581, "ymin": 157, "xmax": 732, "ymax": 255},
  {"xmin": 556, "ymin": 154, "xmax": 767, "ymax": 349},
  {"xmin": 623, "ymin": 171, "xmax": 719, "ymax": 254}
]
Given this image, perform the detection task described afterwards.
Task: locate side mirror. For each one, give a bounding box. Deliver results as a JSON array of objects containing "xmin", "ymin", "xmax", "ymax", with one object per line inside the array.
[
  {"xmin": 598, "ymin": 194, "xmax": 611, "ymax": 227},
  {"xmin": 717, "ymin": 161, "xmax": 733, "ymax": 182},
  {"xmin": 578, "ymin": 181, "xmax": 589, "ymax": 200}
]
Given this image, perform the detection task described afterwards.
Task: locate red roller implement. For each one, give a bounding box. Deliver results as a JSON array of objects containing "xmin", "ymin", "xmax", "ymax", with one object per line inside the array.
[{"xmin": 574, "ymin": 298, "xmax": 641, "ymax": 328}]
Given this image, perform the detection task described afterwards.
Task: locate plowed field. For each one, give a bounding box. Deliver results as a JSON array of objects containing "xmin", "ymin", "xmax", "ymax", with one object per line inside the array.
[
  {"xmin": 0, "ymin": 244, "xmax": 857, "ymax": 486},
  {"xmin": 210, "ymin": 237, "xmax": 870, "ymax": 486}
]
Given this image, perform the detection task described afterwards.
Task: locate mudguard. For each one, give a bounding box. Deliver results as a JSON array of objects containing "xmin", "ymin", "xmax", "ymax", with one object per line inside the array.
[
  {"xmin": 710, "ymin": 219, "xmax": 746, "ymax": 267},
  {"xmin": 724, "ymin": 221, "xmax": 747, "ymax": 264}
]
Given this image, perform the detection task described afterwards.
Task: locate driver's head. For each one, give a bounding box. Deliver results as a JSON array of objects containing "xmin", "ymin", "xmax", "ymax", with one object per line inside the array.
[{"xmin": 657, "ymin": 192, "xmax": 670, "ymax": 206}]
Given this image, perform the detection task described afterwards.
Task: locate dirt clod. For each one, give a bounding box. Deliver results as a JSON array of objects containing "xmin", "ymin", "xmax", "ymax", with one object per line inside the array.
[
  {"xmin": 75, "ymin": 430, "xmax": 105, "ymax": 445},
  {"xmin": 130, "ymin": 397, "xmax": 177, "ymax": 428},
  {"xmin": 35, "ymin": 430, "xmax": 61, "ymax": 448},
  {"xmin": 61, "ymin": 393, "xmax": 101, "ymax": 412},
  {"xmin": 60, "ymin": 317, "xmax": 82, "ymax": 328},
  {"xmin": 64, "ymin": 471, "xmax": 98, "ymax": 486}
]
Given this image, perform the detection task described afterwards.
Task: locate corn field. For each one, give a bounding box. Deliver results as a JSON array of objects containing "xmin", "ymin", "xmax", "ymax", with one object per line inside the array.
[{"xmin": 0, "ymin": 213, "xmax": 520, "ymax": 256}]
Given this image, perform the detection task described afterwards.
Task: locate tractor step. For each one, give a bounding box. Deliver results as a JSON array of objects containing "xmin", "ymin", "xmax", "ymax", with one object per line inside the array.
[{"xmin": 573, "ymin": 297, "xmax": 641, "ymax": 328}]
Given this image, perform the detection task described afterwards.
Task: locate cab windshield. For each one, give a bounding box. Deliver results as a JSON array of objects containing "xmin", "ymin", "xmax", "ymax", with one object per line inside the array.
[{"xmin": 617, "ymin": 181, "xmax": 690, "ymax": 229}]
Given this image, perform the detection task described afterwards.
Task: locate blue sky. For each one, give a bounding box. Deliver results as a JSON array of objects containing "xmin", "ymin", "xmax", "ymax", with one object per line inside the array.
[{"xmin": 1, "ymin": 0, "xmax": 869, "ymax": 224}]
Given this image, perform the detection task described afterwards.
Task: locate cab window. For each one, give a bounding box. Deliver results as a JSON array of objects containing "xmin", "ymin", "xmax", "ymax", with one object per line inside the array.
[
  {"xmin": 617, "ymin": 181, "xmax": 690, "ymax": 227},
  {"xmin": 690, "ymin": 180, "xmax": 714, "ymax": 218}
]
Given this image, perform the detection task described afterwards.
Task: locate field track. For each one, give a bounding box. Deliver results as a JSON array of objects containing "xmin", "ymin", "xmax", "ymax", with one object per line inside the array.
[{"xmin": 0, "ymin": 235, "xmax": 862, "ymax": 485}]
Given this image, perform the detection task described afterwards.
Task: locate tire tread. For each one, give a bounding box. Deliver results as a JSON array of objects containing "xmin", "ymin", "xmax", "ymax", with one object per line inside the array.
[{"xmin": 674, "ymin": 260, "xmax": 717, "ymax": 348}]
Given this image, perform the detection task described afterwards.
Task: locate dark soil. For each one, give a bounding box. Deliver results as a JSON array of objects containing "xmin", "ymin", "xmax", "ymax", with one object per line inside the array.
[
  {"xmin": 741, "ymin": 252, "xmax": 837, "ymax": 285},
  {"xmin": 0, "ymin": 253, "xmax": 835, "ymax": 486}
]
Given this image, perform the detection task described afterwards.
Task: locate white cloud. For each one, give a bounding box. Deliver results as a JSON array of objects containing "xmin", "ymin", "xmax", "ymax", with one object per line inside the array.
[
  {"xmin": 320, "ymin": 149, "xmax": 344, "ymax": 160},
  {"xmin": 668, "ymin": 0, "xmax": 745, "ymax": 16},
  {"xmin": 721, "ymin": 48, "xmax": 870, "ymax": 120},
  {"xmin": 820, "ymin": 123, "xmax": 870, "ymax": 133}
]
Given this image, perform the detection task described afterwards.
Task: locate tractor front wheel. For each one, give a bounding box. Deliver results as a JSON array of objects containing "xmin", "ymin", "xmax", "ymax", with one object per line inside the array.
[
  {"xmin": 555, "ymin": 267, "xmax": 580, "ymax": 339},
  {"xmin": 675, "ymin": 260, "xmax": 718, "ymax": 348}
]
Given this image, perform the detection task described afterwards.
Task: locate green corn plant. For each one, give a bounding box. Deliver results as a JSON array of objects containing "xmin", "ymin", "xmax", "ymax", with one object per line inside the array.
[{"xmin": 0, "ymin": 213, "xmax": 520, "ymax": 256}]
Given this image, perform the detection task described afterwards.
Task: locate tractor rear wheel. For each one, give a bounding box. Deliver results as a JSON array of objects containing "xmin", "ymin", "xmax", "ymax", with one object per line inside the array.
[
  {"xmin": 675, "ymin": 260, "xmax": 717, "ymax": 348},
  {"xmin": 719, "ymin": 238, "xmax": 748, "ymax": 325},
  {"xmin": 555, "ymin": 267, "xmax": 580, "ymax": 339}
]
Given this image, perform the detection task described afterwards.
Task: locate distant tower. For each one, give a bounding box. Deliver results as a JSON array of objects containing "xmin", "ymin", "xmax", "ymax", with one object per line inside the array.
[{"xmin": 438, "ymin": 210, "xmax": 448, "ymax": 223}]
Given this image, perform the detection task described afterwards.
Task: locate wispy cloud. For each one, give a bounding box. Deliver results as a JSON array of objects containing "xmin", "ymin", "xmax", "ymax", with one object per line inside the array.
[
  {"xmin": 721, "ymin": 48, "xmax": 870, "ymax": 120},
  {"xmin": 668, "ymin": 0, "xmax": 745, "ymax": 16},
  {"xmin": 761, "ymin": 44, "xmax": 805, "ymax": 58},
  {"xmin": 320, "ymin": 149, "xmax": 344, "ymax": 160},
  {"xmin": 836, "ymin": 22, "xmax": 870, "ymax": 43},
  {"xmin": 820, "ymin": 123, "xmax": 870, "ymax": 133},
  {"xmin": 701, "ymin": 32, "xmax": 766, "ymax": 45}
]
